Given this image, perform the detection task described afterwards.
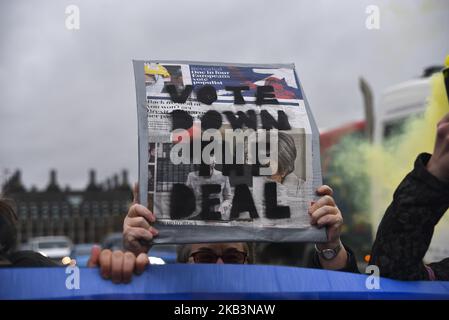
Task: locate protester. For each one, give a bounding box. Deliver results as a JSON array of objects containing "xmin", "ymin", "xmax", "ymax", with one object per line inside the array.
[
  {"xmin": 370, "ymin": 112, "xmax": 449, "ymax": 280},
  {"xmin": 0, "ymin": 199, "xmax": 58, "ymax": 267},
  {"xmin": 0, "ymin": 198, "xmax": 145, "ymax": 281},
  {"xmin": 98, "ymin": 184, "xmax": 360, "ymax": 284},
  {"xmin": 176, "ymin": 242, "xmax": 253, "ymax": 264}
]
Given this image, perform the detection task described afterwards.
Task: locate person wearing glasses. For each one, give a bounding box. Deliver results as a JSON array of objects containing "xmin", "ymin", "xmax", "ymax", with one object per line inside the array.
[
  {"xmin": 177, "ymin": 243, "xmax": 252, "ymax": 264},
  {"xmin": 87, "ymin": 184, "xmax": 358, "ymax": 284}
]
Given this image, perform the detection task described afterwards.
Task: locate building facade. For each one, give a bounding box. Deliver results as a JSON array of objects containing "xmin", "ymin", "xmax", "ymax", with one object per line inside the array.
[{"xmin": 1, "ymin": 169, "xmax": 132, "ymax": 245}]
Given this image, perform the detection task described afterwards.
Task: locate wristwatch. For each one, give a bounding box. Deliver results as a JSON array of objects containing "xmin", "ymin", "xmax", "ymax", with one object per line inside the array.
[{"xmin": 315, "ymin": 242, "xmax": 342, "ymax": 261}]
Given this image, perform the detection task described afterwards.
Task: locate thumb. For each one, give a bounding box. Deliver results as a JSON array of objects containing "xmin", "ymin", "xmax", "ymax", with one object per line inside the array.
[{"xmin": 87, "ymin": 245, "xmax": 101, "ymax": 268}]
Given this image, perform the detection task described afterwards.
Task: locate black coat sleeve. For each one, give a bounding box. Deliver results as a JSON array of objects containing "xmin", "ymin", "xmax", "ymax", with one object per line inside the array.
[
  {"xmin": 8, "ymin": 250, "xmax": 60, "ymax": 267},
  {"xmin": 370, "ymin": 153, "xmax": 449, "ymax": 280}
]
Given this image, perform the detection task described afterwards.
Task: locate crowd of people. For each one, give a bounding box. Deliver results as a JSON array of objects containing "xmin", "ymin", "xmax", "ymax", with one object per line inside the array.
[{"xmin": 1, "ymin": 112, "xmax": 449, "ymax": 283}]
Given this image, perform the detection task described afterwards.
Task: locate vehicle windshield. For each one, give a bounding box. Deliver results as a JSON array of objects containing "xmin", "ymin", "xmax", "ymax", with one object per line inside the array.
[
  {"xmin": 383, "ymin": 118, "xmax": 407, "ymax": 140},
  {"xmin": 383, "ymin": 113, "xmax": 424, "ymax": 141}
]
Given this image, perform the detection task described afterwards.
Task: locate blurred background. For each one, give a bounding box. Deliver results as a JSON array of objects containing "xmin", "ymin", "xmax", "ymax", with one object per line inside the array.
[{"xmin": 1, "ymin": 0, "xmax": 448, "ymax": 267}]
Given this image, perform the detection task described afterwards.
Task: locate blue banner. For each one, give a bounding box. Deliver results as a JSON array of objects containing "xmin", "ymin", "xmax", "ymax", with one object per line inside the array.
[{"xmin": 1, "ymin": 264, "xmax": 449, "ymax": 300}]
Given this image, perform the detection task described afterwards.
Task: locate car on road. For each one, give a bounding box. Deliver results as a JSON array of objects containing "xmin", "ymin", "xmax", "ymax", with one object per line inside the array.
[{"xmin": 26, "ymin": 236, "xmax": 73, "ymax": 263}]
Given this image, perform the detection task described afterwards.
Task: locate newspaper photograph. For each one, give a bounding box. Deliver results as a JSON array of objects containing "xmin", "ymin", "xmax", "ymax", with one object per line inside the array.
[{"xmin": 133, "ymin": 60, "xmax": 326, "ymax": 243}]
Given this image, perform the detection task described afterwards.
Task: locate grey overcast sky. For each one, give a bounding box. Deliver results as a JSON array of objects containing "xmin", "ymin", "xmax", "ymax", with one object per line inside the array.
[{"xmin": 0, "ymin": 0, "xmax": 448, "ymax": 189}]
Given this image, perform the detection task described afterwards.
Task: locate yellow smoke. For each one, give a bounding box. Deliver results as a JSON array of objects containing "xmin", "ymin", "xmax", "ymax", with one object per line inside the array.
[
  {"xmin": 369, "ymin": 70, "xmax": 449, "ymax": 229},
  {"xmin": 330, "ymin": 59, "xmax": 449, "ymax": 260}
]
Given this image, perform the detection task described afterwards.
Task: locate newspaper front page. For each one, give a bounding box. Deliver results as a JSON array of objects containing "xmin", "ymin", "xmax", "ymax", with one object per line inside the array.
[{"xmin": 133, "ymin": 60, "xmax": 326, "ymax": 243}]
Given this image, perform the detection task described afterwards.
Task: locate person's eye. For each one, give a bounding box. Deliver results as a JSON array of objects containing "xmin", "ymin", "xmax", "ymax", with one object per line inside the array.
[
  {"xmin": 223, "ymin": 253, "xmax": 243, "ymax": 263},
  {"xmin": 224, "ymin": 255, "xmax": 239, "ymax": 262},
  {"xmin": 196, "ymin": 252, "xmax": 216, "ymax": 262}
]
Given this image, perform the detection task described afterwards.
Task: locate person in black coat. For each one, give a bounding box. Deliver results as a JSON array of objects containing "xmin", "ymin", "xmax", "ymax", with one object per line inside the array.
[
  {"xmin": 370, "ymin": 112, "xmax": 449, "ymax": 280},
  {"xmin": 0, "ymin": 199, "xmax": 58, "ymax": 267}
]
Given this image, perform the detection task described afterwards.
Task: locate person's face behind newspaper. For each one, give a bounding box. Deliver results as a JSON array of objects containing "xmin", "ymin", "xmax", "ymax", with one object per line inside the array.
[{"xmin": 187, "ymin": 243, "xmax": 248, "ymax": 264}]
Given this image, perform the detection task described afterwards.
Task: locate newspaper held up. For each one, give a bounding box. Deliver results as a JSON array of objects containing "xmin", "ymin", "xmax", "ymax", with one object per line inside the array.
[{"xmin": 133, "ymin": 60, "xmax": 326, "ymax": 244}]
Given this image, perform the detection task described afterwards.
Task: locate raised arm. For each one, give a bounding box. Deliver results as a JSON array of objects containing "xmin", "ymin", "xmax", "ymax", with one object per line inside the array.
[{"xmin": 370, "ymin": 113, "xmax": 449, "ymax": 280}]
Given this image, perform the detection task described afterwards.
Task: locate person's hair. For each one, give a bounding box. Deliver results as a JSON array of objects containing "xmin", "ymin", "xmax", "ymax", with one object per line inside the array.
[
  {"xmin": 277, "ymin": 132, "xmax": 297, "ymax": 178},
  {"xmin": 176, "ymin": 242, "xmax": 255, "ymax": 264},
  {"xmin": 0, "ymin": 199, "xmax": 18, "ymax": 255}
]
